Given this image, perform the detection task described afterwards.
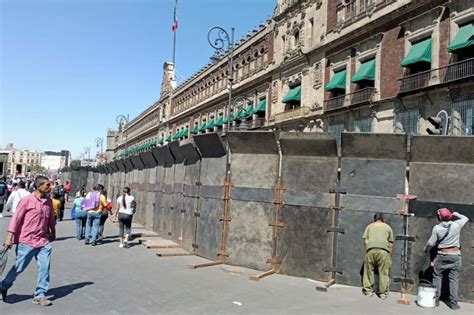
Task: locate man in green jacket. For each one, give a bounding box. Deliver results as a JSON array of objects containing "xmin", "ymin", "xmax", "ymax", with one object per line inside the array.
[{"xmin": 362, "ymin": 213, "xmax": 394, "ymax": 299}]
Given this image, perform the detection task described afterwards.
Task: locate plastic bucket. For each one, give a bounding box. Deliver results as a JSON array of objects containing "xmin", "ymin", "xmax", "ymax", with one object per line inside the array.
[{"xmin": 417, "ymin": 283, "xmax": 437, "ymax": 308}]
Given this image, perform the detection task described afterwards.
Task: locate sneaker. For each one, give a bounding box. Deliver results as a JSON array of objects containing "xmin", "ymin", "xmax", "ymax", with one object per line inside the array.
[
  {"xmin": 1, "ymin": 288, "xmax": 8, "ymax": 302},
  {"xmin": 447, "ymin": 302, "xmax": 460, "ymax": 310},
  {"xmin": 91, "ymin": 241, "xmax": 97, "ymax": 247},
  {"xmin": 379, "ymin": 293, "xmax": 388, "ymax": 300},
  {"xmin": 0, "ymin": 214, "xmax": 3, "ymax": 218},
  {"xmin": 362, "ymin": 289, "xmax": 373, "ymax": 297},
  {"xmin": 119, "ymin": 243, "xmax": 124, "ymax": 248},
  {"xmin": 32, "ymin": 297, "xmax": 52, "ymax": 306}
]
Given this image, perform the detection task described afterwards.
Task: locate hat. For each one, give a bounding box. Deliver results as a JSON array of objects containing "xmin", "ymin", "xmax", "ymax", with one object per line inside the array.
[{"xmin": 437, "ymin": 208, "xmax": 452, "ymax": 220}]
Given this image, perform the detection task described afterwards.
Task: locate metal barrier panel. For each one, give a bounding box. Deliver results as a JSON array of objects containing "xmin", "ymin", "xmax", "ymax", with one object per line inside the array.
[
  {"xmin": 153, "ymin": 166, "xmax": 165, "ymax": 234},
  {"xmin": 340, "ymin": 133, "xmax": 407, "ymax": 213},
  {"xmin": 336, "ymin": 210, "xmax": 404, "ymax": 290},
  {"xmin": 278, "ymin": 133, "xmax": 337, "ymax": 281},
  {"xmin": 193, "ymin": 133, "xmax": 227, "ymax": 261},
  {"xmin": 226, "ymin": 131, "xmax": 278, "ymax": 271}
]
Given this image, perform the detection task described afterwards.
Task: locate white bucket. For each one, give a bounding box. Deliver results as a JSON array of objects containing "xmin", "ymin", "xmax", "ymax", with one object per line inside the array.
[{"xmin": 417, "ymin": 284, "xmax": 437, "ymax": 308}]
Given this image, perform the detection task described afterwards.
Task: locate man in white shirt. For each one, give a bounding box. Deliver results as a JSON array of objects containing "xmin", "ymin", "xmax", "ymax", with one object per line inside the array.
[{"xmin": 5, "ymin": 181, "xmax": 31, "ymax": 214}]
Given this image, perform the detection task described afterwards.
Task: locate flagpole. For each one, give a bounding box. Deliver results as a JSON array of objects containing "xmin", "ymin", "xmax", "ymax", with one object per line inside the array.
[{"xmin": 172, "ymin": 0, "xmax": 178, "ymax": 77}]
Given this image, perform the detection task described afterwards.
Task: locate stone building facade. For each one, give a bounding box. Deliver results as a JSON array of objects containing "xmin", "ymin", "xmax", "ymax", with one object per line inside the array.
[
  {"xmin": 2, "ymin": 144, "xmax": 42, "ymax": 176},
  {"xmin": 108, "ymin": 0, "xmax": 474, "ymax": 157}
]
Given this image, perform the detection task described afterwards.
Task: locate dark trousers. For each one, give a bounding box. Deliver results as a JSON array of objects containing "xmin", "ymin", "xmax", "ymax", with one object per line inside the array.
[
  {"xmin": 433, "ymin": 254, "xmax": 461, "ymax": 305},
  {"xmin": 118, "ymin": 213, "xmax": 133, "ymax": 238}
]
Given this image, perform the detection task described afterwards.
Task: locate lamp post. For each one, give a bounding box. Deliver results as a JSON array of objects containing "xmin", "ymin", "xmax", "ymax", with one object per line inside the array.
[
  {"xmin": 84, "ymin": 147, "xmax": 91, "ymax": 160},
  {"xmin": 232, "ymin": 95, "xmax": 252, "ymax": 130},
  {"xmin": 95, "ymin": 137, "xmax": 104, "ymax": 163},
  {"xmin": 208, "ymin": 26, "xmax": 234, "ymax": 133},
  {"xmin": 116, "ymin": 114, "xmax": 130, "ymax": 154}
]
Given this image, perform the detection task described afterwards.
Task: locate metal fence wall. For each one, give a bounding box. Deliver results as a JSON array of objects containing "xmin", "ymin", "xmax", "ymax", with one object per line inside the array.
[{"xmin": 64, "ymin": 133, "xmax": 474, "ymax": 302}]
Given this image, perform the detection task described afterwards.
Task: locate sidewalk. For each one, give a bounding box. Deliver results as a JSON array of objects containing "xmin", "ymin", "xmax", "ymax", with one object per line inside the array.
[{"xmin": 0, "ymin": 205, "xmax": 472, "ymax": 314}]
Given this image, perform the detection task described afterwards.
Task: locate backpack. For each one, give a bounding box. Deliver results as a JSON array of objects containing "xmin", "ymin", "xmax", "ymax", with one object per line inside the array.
[{"xmin": 81, "ymin": 191, "xmax": 100, "ymax": 210}]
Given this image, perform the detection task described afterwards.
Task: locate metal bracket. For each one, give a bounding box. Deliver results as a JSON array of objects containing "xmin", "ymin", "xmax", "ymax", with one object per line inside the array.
[
  {"xmin": 167, "ymin": 232, "xmax": 172, "ymax": 236},
  {"xmin": 194, "ymin": 212, "xmax": 201, "ymax": 217},
  {"xmin": 192, "ymin": 243, "xmax": 199, "ymax": 249},
  {"xmin": 195, "ymin": 181, "xmax": 202, "ymax": 186},
  {"xmin": 220, "ymin": 216, "xmax": 231, "ymax": 222},
  {"xmin": 324, "ymin": 267, "xmax": 343, "ymax": 274},
  {"xmin": 181, "ymin": 208, "xmax": 186, "ymax": 214},
  {"xmin": 217, "ymin": 250, "xmax": 229, "ymax": 257},
  {"xmin": 170, "ymin": 206, "xmax": 174, "ymax": 210},
  {"xmin": 269, "ymin": 221, "xmax": 285, "ymax": 228},
  {"xmin": 395, "ymin": 235, "xmax": 415, "ymax": 242},
  {"xmin": 327, "ymin": 227, "xmax": 345, "ymax": 234}
]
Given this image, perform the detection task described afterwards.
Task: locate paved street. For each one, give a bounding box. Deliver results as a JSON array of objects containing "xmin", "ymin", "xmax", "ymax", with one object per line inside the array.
[{"xmin": 0, "ymin": 204, "xmax": 472, "ymax": 315}]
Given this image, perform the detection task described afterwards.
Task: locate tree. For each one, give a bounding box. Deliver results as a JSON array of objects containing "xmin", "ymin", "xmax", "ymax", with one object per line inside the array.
[
  {"xmin": 70, "ymin": 160, "xmax": 81, "ymax": 170},
  {"xmin": 28, "ymin": 165, "xmax": 47, "ymax": 174}
]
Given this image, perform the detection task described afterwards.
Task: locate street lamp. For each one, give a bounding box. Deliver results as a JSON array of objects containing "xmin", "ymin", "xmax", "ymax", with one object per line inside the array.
[
  {"xmin": 232, "ymin": 95, "xmax": 252, "ymax": 130},
  {"xmin": 84, "ymin": 147, "xmax": 91, "ymax": 159},
  {"xmin": 116, "ymin": 114, "xmax": 130, "ymax": 155},
  {"xmin": 208, "ymin": 26, "xmax": 234, "ymax": 132},
  {"xmin": 95, "ymin": 137, "xmax": 104, "ymax": 163}
]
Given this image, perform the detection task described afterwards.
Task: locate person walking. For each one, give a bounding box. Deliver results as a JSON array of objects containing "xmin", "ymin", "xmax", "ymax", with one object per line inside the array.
[
  {"xmin": 113, "ymin": 187, "xmax": 136, "ymax": 248},
  {"xmin": 64, "ymin": 181, "xmax": 71, "ymax": 202},
  {"xmin": 424, "ymin": 208, "xmax": 468, "ymax": 310},
  {"xmin": 5, "ymin": 181, "xmax": 31, "ymax": 214},
  {"xmin": 74, "ymin": 190, "xmax": 87, "ymax": 240},
  {"xmin": 0, "ymin": 176, "xmax": 56, "ymax": 306},
  {"xmin": 362, "ymin": 213, "xmax": 394, "ymax": 299},
  {"xmin": 0, "ymin": 177, "xmax": 7, "ymax": 218},
  {"xmin": 83, "ymin": 184, "xmax": 107, "ymax": 246}
]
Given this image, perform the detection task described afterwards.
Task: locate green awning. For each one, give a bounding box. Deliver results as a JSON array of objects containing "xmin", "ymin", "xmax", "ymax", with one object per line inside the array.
[
  {"xmin": 191, "ymin": 123, "xmax": 199, "ymax": 134},
  {"xmin": 199, "ymin": 121, "xmax": 207, "ymax": 132},
  {"xmin": 448, "ymin": 23, "xmax": 474, "ymax": 52},
  {"xmin": 215, "ymin": 116, "xmax": 225, "ymax": 127},
  {"xmin": 159, "ymin": 138, "xmax": 164, "ymax": 144},
  {"xmin": 233, "ymin": 109, "xmax": 245, "ymax": 121},
  {"xmin": 351, "ymin": 59, "xmax": 375, "ymax": 83},
  {"xmin": 173, "ymin": 131, "xmax": 181, "ymax": 140},
  {"xmin": 325, "ymin": 70, "xmax": 346, "ymax": 91},
  {"xmin": 207, "ymin": 118, "xmax": 215, "ymax": 129},
  {"xmin": 282, "ymin": 85, "xmax": 301, "ymax": 103},
  {"xmin": 245, "ymin": 105, "xmax": 254, "ymax": 117},
  {"xmin": 401, "ymin": 38, "xmax": 432, "ymax": 67},
  {"xmin": 165, "ymin": 134, "xmax": 172, "ymax": 142},
  {"xmin": 181, "ymin": 128, "xmax": 189, "ymax": 138},
  {"xmin": 255, "ymin": 99, "xmax": 266, "ymax": 113}
]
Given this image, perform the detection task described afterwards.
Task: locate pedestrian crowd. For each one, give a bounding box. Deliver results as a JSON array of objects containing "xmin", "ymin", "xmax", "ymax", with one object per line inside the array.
[{"xmin": 0, "ymin": 175, "xmax": 468, "ymax": 310}]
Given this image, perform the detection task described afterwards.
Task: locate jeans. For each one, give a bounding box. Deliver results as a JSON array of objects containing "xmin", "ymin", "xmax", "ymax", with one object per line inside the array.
[
  {"xmin": 433, "ymin": 254, "xmax": 461, "ymax": 305},
  {"xmin": 1, "ymin": 243, "xmax": 52, "ymax": 298},
  {"xmin": 85, "ymin": 212, "xmax": 101, "ymax": 242},
  {"xmin": 118, "ymin": 213, "xmax": 133, "ymax": 238},
  {"xmin": 75, "ymin": 210, "xmax": 88, "ymax": 240},
  {"xmin": 363, "ymin": 248, "xmax": 392, "ymax": 295}
]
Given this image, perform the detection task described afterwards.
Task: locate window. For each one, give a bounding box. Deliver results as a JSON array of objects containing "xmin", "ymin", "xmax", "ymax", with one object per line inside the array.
[
  {"xmin": 395, "ymin": 108, "xmax": 420, "ymax": 135},
  {"xmin": 328, "ymin": 123, "xmax": 345, "ymax": 148},
  {"xmin": 354, "ymin": 117, "xmax": 373, "ymax": 132},
  {"xmin": 451, "ymin": 98, "xmax": 474, "ymax": 135}
]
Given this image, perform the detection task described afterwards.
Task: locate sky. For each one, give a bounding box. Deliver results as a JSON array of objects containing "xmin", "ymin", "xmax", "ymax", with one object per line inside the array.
[{"xmin": 0, "ymin": 0, "xmax": 275, "ymax": 159}]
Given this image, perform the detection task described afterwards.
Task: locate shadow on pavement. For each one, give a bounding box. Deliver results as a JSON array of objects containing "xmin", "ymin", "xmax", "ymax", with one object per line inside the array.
[
  {"xmin": 5, "ymin": 281, "xmax": 94, "ymax": 304},
  {"xmin": 54, "ymin": 236, "xmax": 76, "ymax": 242}
]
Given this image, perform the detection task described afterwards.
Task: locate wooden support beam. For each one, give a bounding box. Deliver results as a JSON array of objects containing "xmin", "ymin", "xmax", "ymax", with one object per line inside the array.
[
  {"xmin": 156, "ymin": 252, "xmax": 196, "ymax": 257},
  {"xmin": 188, "ymin": 260, "xmax": 223, "ymax": 269},
  {"xmin": 249, "ymin": 269, "xmax": 275, "ymax": 281}
]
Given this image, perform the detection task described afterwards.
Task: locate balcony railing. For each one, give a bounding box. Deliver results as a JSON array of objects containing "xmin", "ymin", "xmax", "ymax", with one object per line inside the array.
[
  {"xmin": 324, "ymin": 87, "xmax": 375, "ymax": 112},
  {"xmin": 324, "ymin": 94, "xmax": 346, "ymax": 111},
  {"xmin": 399, "ymin": 58, "xmax": 474, "ymax": 94},
  {"xmin": 274, "ymin": 106, "xmax": 311, "ymax": 124},
  {"xmin": 350, "ymin": 87, "xmax": 375, "ymax": 105}
]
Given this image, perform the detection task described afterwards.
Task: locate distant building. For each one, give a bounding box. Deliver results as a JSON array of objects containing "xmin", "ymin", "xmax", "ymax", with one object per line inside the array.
[
  {"xmin": 3, "ymin": 143, "xmax": 42, "ymax": 176},
  {"xmin": 81, "ymin": 158, "xmax": 97, "ymax": 167},
  {"xmin": 0, "ymin": 152, "xmax": 8, "ymax": 177},
  {"xmin": 41, "ymin": 150, "xmax": 71, "ymax": 171}
]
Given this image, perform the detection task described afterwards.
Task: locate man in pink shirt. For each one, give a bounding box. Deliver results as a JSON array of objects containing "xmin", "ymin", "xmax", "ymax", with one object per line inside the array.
[{"xmin": 0, "ymin": 176, "xmax": 56, "ymax": 306}]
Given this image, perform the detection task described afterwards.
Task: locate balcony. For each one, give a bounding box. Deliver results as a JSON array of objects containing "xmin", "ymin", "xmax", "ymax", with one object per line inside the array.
[
  {"xmin": 399, "ymin": 58, "xmax": 474, "ymax": 94},
  {"xmin": 324, "ymin": 87, "xmax": 375, "ymax": 112},
  {"xmin": 274, "ymin": 106, "xmax": 311, "ymax": 124}
]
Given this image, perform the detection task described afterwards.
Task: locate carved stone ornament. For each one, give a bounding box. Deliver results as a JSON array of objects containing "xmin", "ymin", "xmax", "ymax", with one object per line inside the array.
[
  {"xmin": 272, "ymin": 81, "xmax": 279, "ymax": 104},
  {"xmin": 313, "ymin": 62, "xmax": 322, "ymax": 89}
]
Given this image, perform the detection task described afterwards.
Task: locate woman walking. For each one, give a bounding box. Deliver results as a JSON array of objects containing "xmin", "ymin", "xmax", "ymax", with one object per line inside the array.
[
  {"xmin": 74, "ymin": 190, "xmax": 86, "ymax": 240},
  {"xmin": 114, "ymin": 187, "xmax": 136, "ymax": 248}
]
